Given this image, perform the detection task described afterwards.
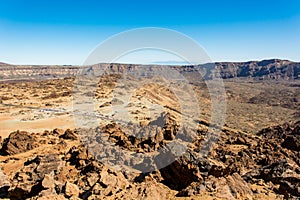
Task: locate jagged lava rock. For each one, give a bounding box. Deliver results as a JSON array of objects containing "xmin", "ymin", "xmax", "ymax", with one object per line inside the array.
[{"xmin": 1, "ymin": 130, "xmax": 38, "ymax": 155}]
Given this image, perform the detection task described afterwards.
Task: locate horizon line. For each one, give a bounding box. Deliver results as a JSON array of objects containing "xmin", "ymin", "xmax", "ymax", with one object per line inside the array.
[{"xmin": 0, "ymin": 58, "xmax": 299, "ymax": 66}]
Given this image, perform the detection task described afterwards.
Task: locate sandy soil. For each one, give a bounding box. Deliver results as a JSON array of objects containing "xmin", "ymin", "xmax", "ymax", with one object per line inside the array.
[{"xmin": 1, "ymin": 76, "xmax": 299, "ymax": 139}]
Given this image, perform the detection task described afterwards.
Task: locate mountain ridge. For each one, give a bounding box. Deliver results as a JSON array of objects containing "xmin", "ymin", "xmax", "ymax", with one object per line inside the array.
[{"xmin": 0, "ymin": 59, "xmax": 299, "ymax": 80}]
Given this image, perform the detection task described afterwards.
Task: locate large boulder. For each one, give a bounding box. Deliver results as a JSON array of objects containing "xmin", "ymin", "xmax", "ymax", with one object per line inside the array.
[
  {"xmin": 59, "ymin": 129, "xmax": 78, "ymax": 140},
  {"xmin": 158, "ymin": 150, "xmax": 202, "ymax": 190},
  {"xmin": 1, "ymin": 131, "xmax": 38, "ymax": 155}
]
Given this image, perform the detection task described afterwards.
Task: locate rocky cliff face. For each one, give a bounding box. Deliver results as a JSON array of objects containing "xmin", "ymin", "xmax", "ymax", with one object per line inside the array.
[
  {"xmin": 0, "ymin": 65, "xmax": 79, "ymax": 80},
  {"xmin": 68, "ymin": 59, "xmax": 300, "ymax": 80},
  {"xmin": 215, "ymin": 59, "xmax": 300, "ymax": 80},
  {"xmin": 1, "ymin": 59, "xmax": 299, "ymax": 81}
]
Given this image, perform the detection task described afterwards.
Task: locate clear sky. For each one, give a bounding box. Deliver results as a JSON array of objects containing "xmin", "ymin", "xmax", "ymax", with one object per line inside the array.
[{"xmin": 0, "ymin": 0, "xmax": 300, "ymax": 65}]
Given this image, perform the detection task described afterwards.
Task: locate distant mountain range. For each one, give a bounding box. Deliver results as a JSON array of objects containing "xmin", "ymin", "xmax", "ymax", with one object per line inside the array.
[
  {"xmin": 0, "ymin": 59, "xmax": 299, "ymax": 80},
  {"xmin": 214, "ymin": 59, "xmax": 300, "ymax": 80}
]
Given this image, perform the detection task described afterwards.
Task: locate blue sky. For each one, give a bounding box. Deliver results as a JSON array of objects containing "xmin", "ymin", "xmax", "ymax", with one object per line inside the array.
[{"xmin": 0, "ymin": 0, "xmax": 300, "ymax": 65}]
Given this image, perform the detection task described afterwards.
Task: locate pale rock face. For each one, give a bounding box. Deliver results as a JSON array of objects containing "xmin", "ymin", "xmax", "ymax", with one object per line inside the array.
[
  {"xmin": 42, "ymin": 174, "xmax": 55, "ymax": 189},
  {"xmin": 0, "ymin": 170, "xmax": 10, "ymax": 188},
  {"xmin": 65, "ymin": 182, "xmax": 80, "ymax": 197},
  {"xmin": 226, "ymin": 173, "xmax": 253, "ymax": 200},
  {"xmin": 37, "ymin": 194, "xmax": 67, "ymax": 200}
]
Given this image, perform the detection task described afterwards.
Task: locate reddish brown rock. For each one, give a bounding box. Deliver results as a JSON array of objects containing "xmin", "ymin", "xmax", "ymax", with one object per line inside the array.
[
  {"xmin": 59, "ymin": 129, "xmax": 78, "ymax": 140},
  {"xmin": 1, "ymin": 130, "xmax": 37, "ymax": 155},
  {"xmin": 53, "ymin": 128, "xmax": 64, "ymax": 136},
  {"xmin": 0, "ymin": 120, "xmax": 299, "ymax": 199}
]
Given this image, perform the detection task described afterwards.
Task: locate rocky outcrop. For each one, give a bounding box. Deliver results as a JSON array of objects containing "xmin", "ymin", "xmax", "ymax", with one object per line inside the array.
[
  {"xmin": 1, "ymin": 130, "xmax": 38, "ymax": 155},
  {"xmin": 59, "ymin": 129, "xmax": 78, "ymax": 140},
  {"xmin": 257, "ymin": 121, "xmax": 300, "ymax": 150},
  {"xmin": 0, "ymin": 120, "xmax": 299, "ymax": 199}
]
